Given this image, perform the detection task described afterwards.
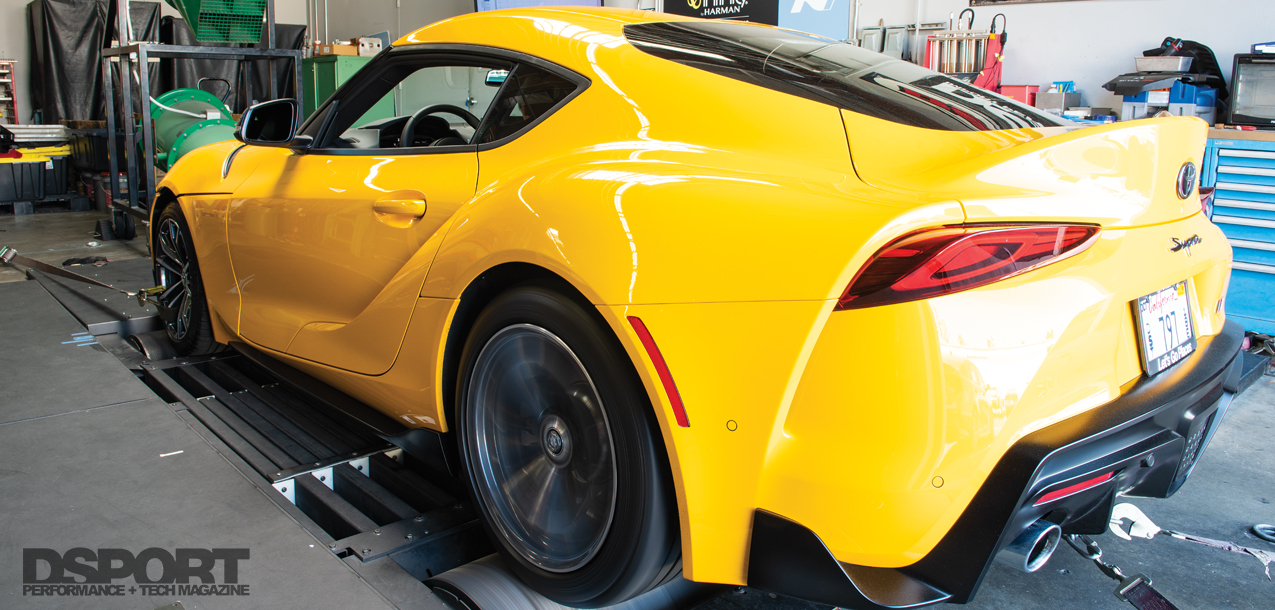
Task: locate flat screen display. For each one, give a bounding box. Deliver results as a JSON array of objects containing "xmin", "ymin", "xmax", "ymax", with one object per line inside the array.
[
  {"xmin": 1230, "ymin": 55, "xmax": 1275, "ymax": 128},
  {"xmin": 475, "ymin": 0, "xmax": 602, "ymax": 11}
]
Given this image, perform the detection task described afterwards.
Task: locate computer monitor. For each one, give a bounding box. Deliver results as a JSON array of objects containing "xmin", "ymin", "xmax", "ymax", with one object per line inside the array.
[{"xmin": 1228, "ymin": 54, "xmax": 1275, "ymax": 129}]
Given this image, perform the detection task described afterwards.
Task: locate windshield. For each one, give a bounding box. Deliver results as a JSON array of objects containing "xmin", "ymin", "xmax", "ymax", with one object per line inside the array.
[{"xmin": 624, "ymin": 21, "xmax": 1068, "ymax": 132}]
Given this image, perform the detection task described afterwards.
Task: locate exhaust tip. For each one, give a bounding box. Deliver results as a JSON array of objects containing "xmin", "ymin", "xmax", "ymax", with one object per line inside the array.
[{"xmin": 995, "ymin": 520, "xmax": 1062, "ymax": 573}]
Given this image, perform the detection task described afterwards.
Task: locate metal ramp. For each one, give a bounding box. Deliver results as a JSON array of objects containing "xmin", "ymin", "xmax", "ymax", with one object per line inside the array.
[
  {"xmin": 138, "ymin": 352, "xmax": 494, "ymax": 584},
  {"xmin": 23, "ymin": 257, "xmax": 724, "ymax": 610}
]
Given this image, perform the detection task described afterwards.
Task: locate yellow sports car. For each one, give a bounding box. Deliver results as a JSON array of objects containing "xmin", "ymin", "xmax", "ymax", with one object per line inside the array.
[{"xmin": 149, "ymin": 7, "xmax": 1243, "ymax": 609}]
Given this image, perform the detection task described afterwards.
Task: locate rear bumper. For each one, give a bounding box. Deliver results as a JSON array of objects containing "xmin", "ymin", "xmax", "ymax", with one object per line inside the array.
[{"xmin": 747, "ymin": 319, "xmax": 1245, "ymax": 609}]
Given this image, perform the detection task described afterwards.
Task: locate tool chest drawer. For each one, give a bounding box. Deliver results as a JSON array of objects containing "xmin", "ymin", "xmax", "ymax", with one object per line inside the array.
[{"xmin": 1204, "ymin": 136, "xmax": 1275, "ymax": 334}]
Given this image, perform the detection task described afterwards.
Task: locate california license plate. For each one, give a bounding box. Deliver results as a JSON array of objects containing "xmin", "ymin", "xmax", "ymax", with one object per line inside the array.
[{"xmin": 1134, "ymin": 281, "xmax": 1196, "ymax": 376}]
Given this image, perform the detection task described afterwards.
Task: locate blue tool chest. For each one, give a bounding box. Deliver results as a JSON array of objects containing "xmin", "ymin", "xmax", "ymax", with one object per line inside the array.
[{"xmin": 1203, "ymin": 133, "xmax": 1275, "ymax": 334}]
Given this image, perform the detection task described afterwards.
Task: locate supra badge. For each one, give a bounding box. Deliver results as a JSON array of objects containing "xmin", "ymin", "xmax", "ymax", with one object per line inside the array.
[{"xmin": 1170, "ymin": 234, "xmax": 1203, "ymax": 256}]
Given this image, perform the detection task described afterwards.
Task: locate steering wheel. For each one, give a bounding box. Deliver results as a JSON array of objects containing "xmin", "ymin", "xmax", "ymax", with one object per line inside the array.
[{"xmin": 401, "ymin": 104, "xmax": 482, "ymax": 147}]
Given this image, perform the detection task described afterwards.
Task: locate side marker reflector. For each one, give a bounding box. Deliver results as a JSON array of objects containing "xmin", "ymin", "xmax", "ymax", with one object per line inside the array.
[
  {"xmin": 627, "ymin": 316, "xmax": 690, "ymax": 427},
  {"xmin": 1034, "ymin": 471, "xmax": 1114, "ymax": 506}
]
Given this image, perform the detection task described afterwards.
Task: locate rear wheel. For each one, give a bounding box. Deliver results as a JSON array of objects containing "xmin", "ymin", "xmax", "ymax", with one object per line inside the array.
[
  {"xmin": 153, "ymin": 205, "xmax": 219, "ymax": 355},
  {"xmin": 456, "ymin": 286, "xmax": 681, "ymax": 608}
]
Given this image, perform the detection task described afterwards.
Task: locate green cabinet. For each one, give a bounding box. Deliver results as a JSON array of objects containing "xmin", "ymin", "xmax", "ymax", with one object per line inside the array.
[{"xmin": 303, "ymin": 55, "xmax": 395, "ymax": 121}]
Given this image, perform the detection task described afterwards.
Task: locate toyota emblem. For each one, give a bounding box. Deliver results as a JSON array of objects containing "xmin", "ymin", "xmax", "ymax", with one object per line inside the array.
[{"xmin": 1176, "ymin": 162, "xmax": 1197, "ymax": 200}]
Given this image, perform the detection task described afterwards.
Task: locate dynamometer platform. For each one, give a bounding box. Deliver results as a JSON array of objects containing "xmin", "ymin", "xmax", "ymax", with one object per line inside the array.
[{"xmin": 0, "ymin": 259, "xmax": 720, "ymax": 610}]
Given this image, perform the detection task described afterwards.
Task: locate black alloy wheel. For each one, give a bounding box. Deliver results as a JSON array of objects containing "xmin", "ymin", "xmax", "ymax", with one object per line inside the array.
[
  {"xmin": 152, "ymin": 205, "xmax": 218, "ymax": 355},
  {"xmin": 456, "ymin": 286, "xmax": 681, "ymax": 608}
]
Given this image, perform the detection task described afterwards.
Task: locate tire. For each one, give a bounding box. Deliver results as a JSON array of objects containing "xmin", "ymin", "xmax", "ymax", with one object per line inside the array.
[
  {"xmin": 152, "ymin": 205, "xmax": 219, "ymax": 356},
  {"xmin": 111, "ymin": 208, "xmax": 136, "ymax": 240},
  {"xmin": 456, "ymin": 286, "xmax": 681, "ymax": 608}
]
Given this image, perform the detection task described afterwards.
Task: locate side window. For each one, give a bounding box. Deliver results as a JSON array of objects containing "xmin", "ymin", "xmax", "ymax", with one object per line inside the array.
[
  {"xmin": 319, "ymin": 59, "xmax": 511, "ymax": 150},
  {"xmin": 479, "ymin": 64, "xmax": 580, "ymax": 144}
]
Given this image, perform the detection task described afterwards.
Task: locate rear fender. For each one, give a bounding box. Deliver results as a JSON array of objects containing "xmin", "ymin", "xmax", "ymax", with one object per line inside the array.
[{"xmin": 415, "ymin": 160, "xmax": 964, "ymax": 584}]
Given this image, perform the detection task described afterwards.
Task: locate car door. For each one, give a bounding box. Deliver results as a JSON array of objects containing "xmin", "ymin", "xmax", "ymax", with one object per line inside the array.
[{"xmin": 227, "ymin": 53, "xmax": 509, "ymax": 374}]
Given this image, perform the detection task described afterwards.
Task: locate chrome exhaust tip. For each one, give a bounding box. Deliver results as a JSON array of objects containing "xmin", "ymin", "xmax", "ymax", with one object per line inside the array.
[{"xmin": 995, "ymin": 520, "xmax": 1062, "ymax": 573}]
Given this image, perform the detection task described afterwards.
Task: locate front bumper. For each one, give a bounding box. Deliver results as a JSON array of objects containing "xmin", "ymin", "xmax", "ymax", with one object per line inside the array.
[{"xmin": 747, "ymin": 319, "xmax": 1245, "ymax": 609}]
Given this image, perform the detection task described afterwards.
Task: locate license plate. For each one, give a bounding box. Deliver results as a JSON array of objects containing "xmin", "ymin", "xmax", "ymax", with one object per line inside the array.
[{"xmin": 1133, "ymin": 281, "xmax": 1196, "ymax": 376}]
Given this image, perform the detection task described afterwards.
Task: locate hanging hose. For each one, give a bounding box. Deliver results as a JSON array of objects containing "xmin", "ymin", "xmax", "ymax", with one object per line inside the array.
[{"xmin": 149, "ymin": 95, "xmax": 213, "ymax": 120}]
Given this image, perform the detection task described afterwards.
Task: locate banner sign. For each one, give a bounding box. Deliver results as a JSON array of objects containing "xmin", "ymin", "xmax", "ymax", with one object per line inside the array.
[
  {"xmin": 662, "ymin": 0, "xmax": 780, "ymax": 26},
  {"xmin": 662, "ymin": 0, "xmax": 850, "ymax": 41}
]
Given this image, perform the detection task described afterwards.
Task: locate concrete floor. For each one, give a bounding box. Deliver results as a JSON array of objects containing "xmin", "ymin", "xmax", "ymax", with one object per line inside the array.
[
  {"xmin": 2, "ymin": 209, "xmax": 1273, "ymax": 610},
  {"xmin": 0, "ymin": 211, "xmax": 148, "ymax": 283}
]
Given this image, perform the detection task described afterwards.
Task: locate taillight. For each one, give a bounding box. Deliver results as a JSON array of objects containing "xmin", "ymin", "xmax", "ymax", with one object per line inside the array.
[
  {"xmin": 836, "ymin": 225, "xmax": 1101, "ymax": 310},
  {"xmin": 1198, "ymin": 186, "xmax": 1214, "ymax": 217}
]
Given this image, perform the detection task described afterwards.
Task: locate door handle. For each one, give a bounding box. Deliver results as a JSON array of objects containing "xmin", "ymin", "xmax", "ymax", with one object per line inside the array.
[
  {"xmin": 372, "ymin": 189, "xmax": 428, "ymax": 223},
  {"xmin": 373, "ymin": 197, "xmax": 427, "ymax": 218}
]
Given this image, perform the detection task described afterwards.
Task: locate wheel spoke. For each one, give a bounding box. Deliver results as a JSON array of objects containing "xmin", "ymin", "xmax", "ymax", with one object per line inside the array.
[
  {"xmin": 156, "ymin": 257, "xmax": 182, "ymax": 277},
  {"xmin": 178, "ymin": 289, "xmax": 192, "ymax": 336},
  {"xmin": 160, "ymin": 282, "xmax": 186, "ymax": 307}
]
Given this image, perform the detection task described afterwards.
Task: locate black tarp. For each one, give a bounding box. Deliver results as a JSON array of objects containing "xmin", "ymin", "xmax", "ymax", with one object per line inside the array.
[
  {"xmin": 160, "ymin": 16, "xmax": 241, "ymax": 108},
  {"xmin": 243, "ymin": 23, "xmax": 306, "ymax": 109},
  {"xmin": 27, "ymin": 0, "xmax": 160, "ymax": 124},
  {"xmin": 27, "ymin": 0, "xmax": 107, "ymax": 124},
  {"xmin": 160, "ymin": 18, "xmax": 306, "ymax": 113}
]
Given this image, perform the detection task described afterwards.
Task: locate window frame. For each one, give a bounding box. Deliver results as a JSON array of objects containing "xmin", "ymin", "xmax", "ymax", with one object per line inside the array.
[{"xmin": 298, "ymin": 44, "xmax": 591, "ymax": 157}]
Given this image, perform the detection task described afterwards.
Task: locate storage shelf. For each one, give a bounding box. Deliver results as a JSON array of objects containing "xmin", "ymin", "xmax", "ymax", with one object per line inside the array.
[{"xmin": 1207, "ymin": 134, "xmax": 1275, "ymax": 334}]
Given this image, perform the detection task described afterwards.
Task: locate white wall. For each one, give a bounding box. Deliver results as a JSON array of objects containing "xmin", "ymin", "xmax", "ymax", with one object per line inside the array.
[
  {"xmin": 0, "ymin": 0, "xmax": 36, "ymax": 123},
  {"xmin": 852, "ymin": 0, "xmax": 1269, "ymax": 117},
  {"xmin": 310, "ymin": 0, "xmax": 473, "ymax": 46}
]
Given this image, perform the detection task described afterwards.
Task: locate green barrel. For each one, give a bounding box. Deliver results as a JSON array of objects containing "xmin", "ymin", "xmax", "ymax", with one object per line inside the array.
[{"xmin": 149, "ymin": 88, "xmax": 237, "ymax": 171}]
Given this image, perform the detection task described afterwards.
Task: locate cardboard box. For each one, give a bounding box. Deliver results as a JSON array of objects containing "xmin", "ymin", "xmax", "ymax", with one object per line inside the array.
[
  {"xmin": 1034, "ymin": 92, "xmax": 1082, "ymax": 113},
  {"xmin": 318, "ymin": 44, "xmax": 358, "ymax": 56}
]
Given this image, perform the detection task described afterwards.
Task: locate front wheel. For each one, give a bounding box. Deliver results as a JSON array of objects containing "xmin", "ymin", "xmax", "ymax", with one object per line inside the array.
[
  {"xmin": 456, "ymin": 286, "xmax": 681, "ymax": 608},
  {"xmin": 152, "ymin": 205, "xmax": 219, "ymax": 355}
]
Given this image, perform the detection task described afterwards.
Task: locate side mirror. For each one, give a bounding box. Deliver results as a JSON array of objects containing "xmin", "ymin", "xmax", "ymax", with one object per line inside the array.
[
  {"xmin": 236, "ymin": 99, "xmax": 306, "ymax": 148},
  {"xmin": 485, "ymin": 69, "xmax": 509, "ymax": 87}
]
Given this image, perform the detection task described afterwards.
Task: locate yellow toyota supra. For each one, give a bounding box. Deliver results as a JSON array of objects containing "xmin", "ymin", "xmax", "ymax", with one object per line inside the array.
[{"xmin": 148, "ymin": 7, "xmax": 1242, "ymax": 609}]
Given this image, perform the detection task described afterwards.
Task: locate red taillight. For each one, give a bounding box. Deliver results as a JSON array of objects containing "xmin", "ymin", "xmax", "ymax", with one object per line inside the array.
[
  {"xmin": 836, "ymin": 225, "xmax": 1101, "ymax": 311},
  {"xmin": 1034, "ymin": 471, "xmax": 1114, "ymax": 506},
  {"xmin": 1198, "ymin": 186, "xmax": 1214, "ymax": 216}
]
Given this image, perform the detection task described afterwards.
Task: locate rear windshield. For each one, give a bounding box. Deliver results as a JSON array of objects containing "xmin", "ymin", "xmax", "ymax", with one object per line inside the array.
[{"xmin": 623, "ymin": 21, "xmax": 1067, "ymax": 132}]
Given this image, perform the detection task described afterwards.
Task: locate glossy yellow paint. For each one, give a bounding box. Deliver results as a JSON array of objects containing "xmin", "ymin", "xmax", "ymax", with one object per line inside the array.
[
  {"xmin": 226, "ymin": 149, "xmax": 477, "ymax": 374},
  {"xmin": 152, "ymin": 6, "xmax": 1232, "ymax": 589},
  {"xmin": 844, "ymin": 111, "xmax": 1207, "ymax": 227}
]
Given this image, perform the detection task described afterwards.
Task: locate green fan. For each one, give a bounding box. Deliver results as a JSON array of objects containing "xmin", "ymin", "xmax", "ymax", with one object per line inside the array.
[{"xmin": 163, "ymin": 0, "xmax": 267, "ymax": 43}]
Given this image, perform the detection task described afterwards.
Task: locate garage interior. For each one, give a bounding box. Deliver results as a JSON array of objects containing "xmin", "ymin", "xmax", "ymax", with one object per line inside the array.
[{"xmin": 2, "ymin": 1, "xmax": 1274, "ymax": 610}]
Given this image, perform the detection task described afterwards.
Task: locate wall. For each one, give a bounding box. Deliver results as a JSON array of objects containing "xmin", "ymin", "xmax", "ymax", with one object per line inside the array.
[
  {"xmin": 851, "ymin": 0, "xmax": 1269, "ymax": 117},
  {"xmin": 0, "ymin": 0, "xmax": 36, "ymax": 123},
  {"xmin": 310, "ymin": 0, "xmax": 473, "ymax": 47},
  {"xmin": 0, "ymin": 0, "xmax": 308, "ymax": 124}
]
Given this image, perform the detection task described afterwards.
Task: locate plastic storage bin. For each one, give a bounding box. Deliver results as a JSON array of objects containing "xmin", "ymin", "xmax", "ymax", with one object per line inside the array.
[{"xmin": 1000, "ymin": 85, "xmax": 1039, "ymax": 107}]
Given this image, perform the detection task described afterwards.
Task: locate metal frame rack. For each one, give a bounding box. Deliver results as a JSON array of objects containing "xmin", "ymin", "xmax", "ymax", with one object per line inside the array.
[{"xmin": 101, "ymin": 0, "xmax": 302, "ymax": 238}]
